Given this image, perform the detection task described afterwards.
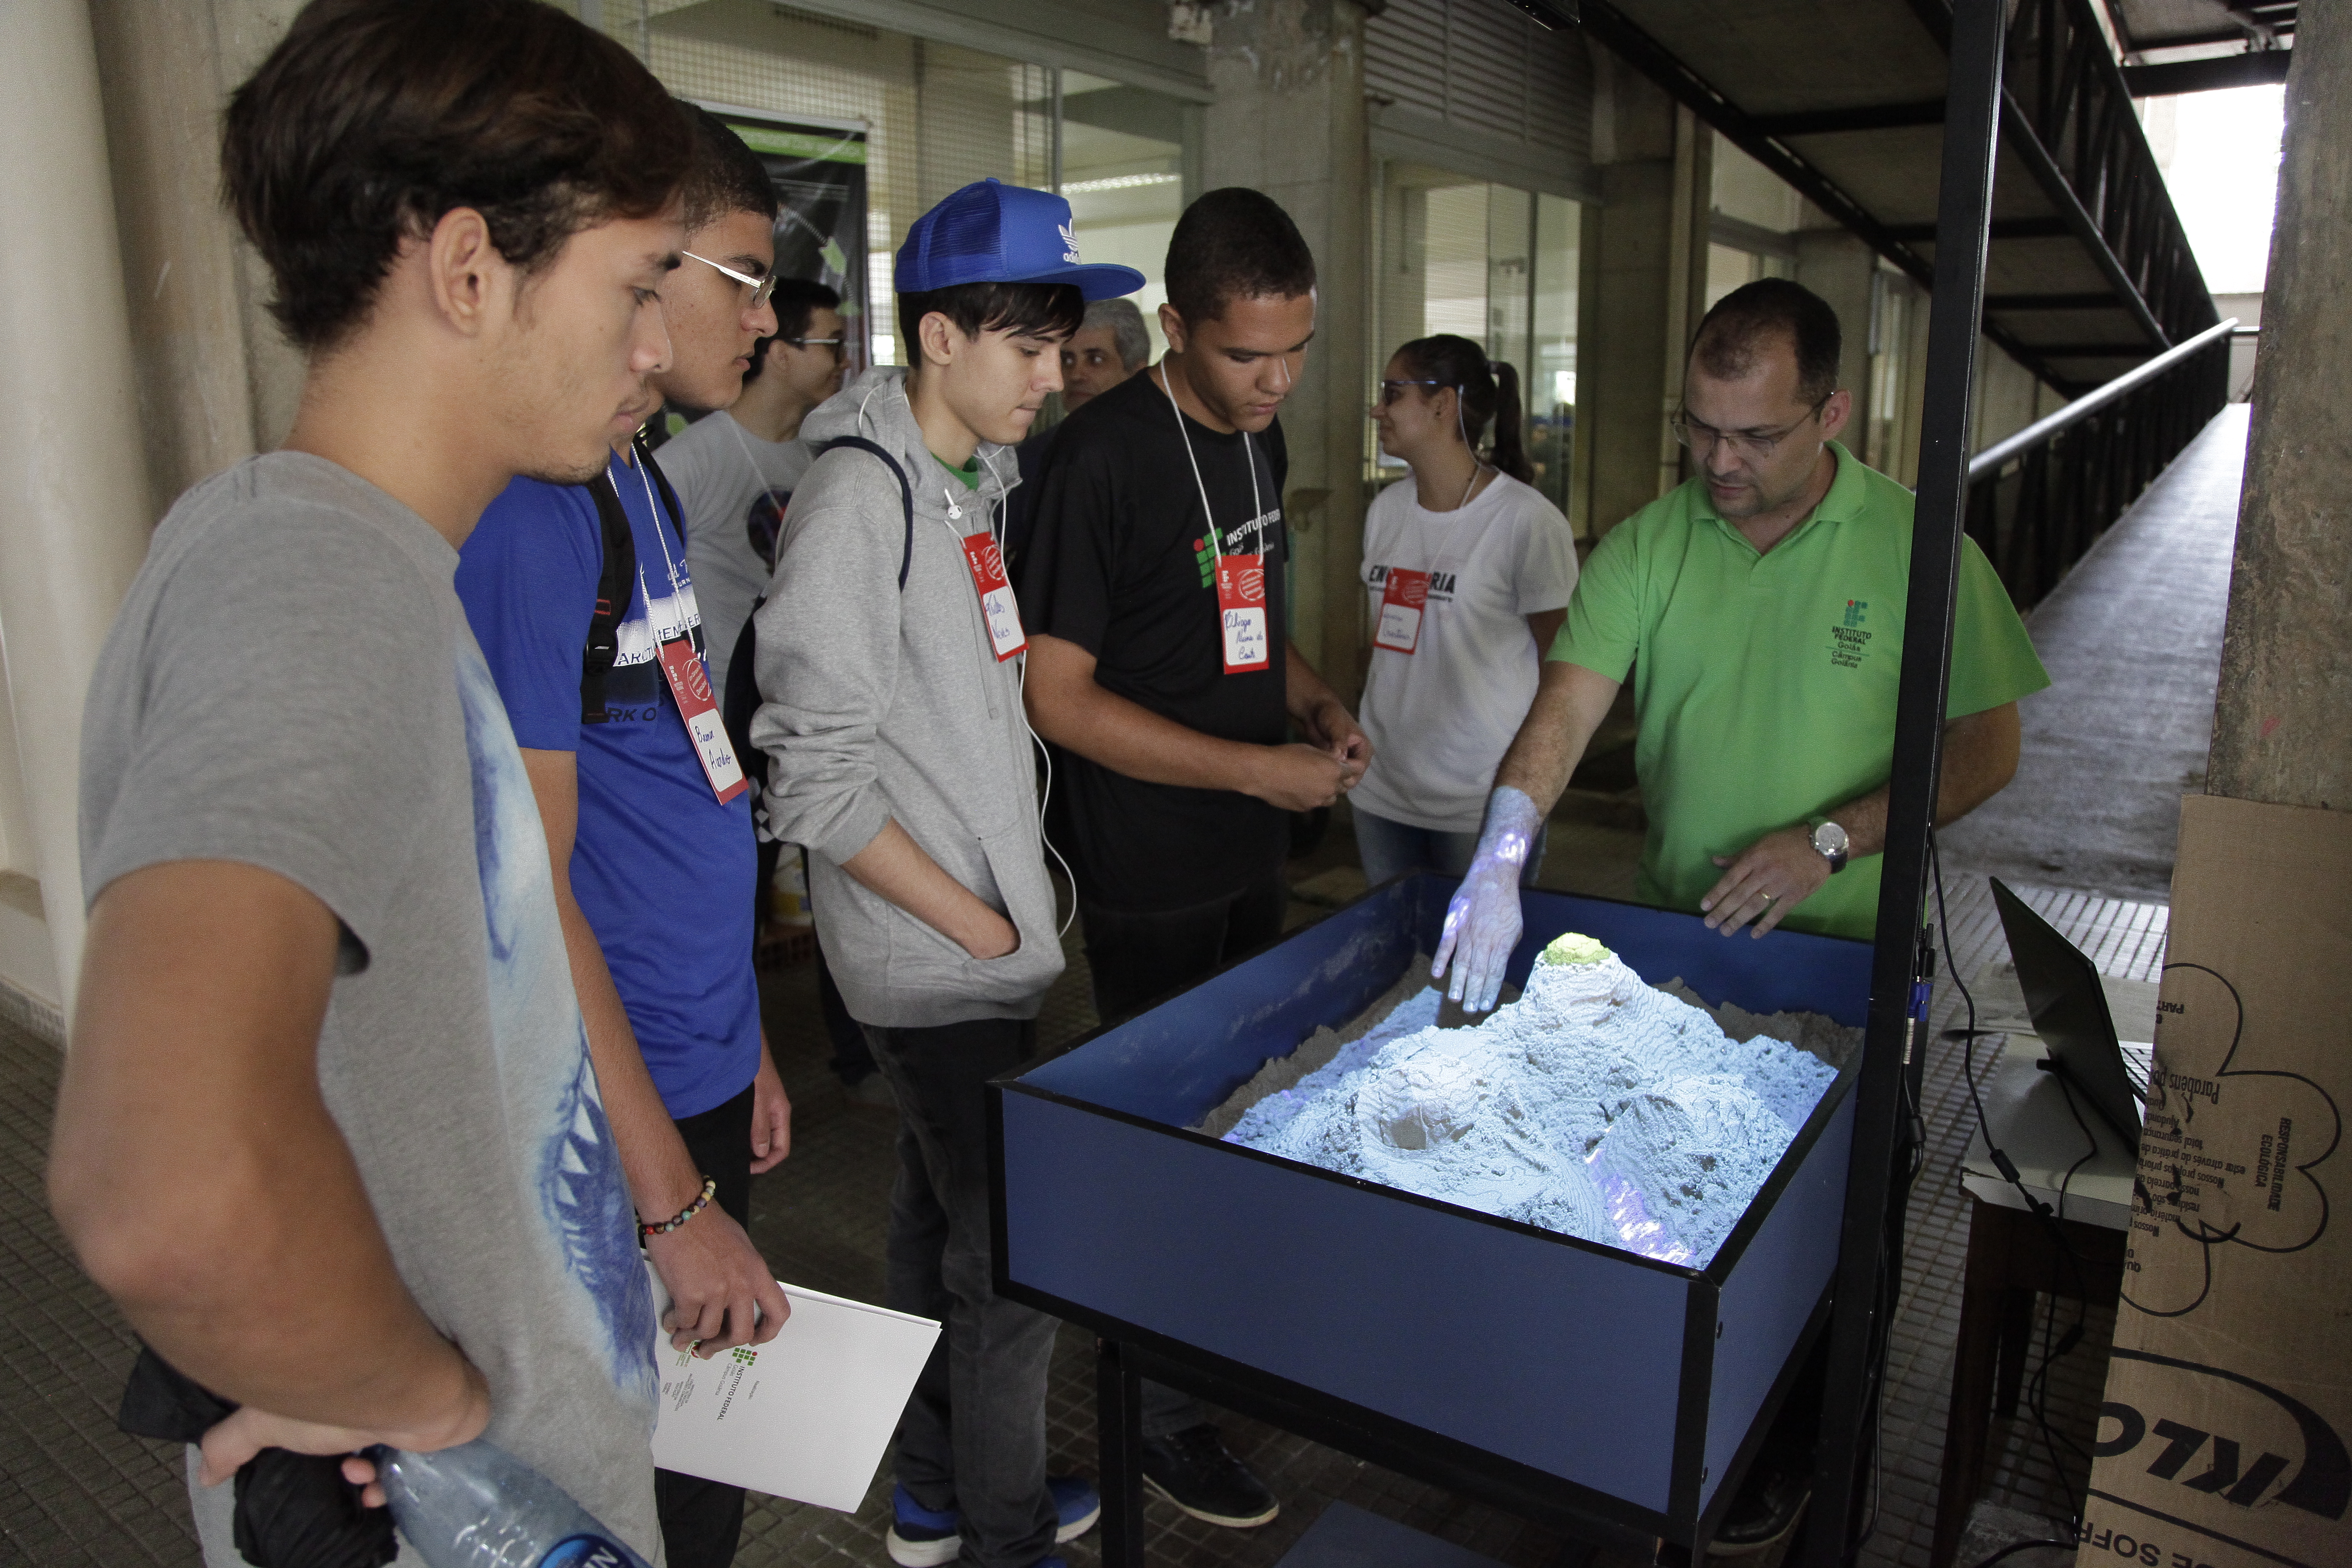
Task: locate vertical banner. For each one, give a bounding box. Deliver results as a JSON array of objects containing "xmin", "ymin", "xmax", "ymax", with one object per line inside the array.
[
  {"xmin": 712, "ymin": 111, "xmax": 871, "ymax": 374},
  {"xmin": 2079, "ymin": 794, "xmax": 2352, "ymax": 1568}
]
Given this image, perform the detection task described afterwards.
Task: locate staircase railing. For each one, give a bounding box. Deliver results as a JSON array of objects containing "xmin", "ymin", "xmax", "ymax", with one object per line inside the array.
[{"xmin": 1964, "ymin": 316, "xmax": 2237, "ymax": 607}]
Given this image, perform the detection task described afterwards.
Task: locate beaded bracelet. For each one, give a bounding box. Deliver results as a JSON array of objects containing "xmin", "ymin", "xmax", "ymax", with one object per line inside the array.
[{"xmin": 640, "ymin": 1177, "xmax": 717, "ymax": 1240}]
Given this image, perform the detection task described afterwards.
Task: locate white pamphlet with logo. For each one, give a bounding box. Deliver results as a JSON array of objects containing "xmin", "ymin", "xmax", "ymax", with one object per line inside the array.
[{"xmin": 644, "ymin": 1261, "xmax": 939, "ymax": 1511}]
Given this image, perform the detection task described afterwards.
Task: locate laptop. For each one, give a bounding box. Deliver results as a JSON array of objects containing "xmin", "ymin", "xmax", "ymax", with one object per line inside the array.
[{"xmin": 1988, "ymin": 877, "xmax": 2150, "ymax": 1155}]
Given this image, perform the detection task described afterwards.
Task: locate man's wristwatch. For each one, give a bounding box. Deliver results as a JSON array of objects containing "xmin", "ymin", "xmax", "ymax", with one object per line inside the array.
[{"xmin": 1809, "ymin": 818, "xmax": 1850, "ymax": 873}]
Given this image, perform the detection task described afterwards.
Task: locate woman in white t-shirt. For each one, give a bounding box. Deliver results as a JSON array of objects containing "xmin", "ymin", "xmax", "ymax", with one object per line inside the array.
[{"xmin": 1353, "ymin": 334, "xmax": 1580, "ymax": 887}]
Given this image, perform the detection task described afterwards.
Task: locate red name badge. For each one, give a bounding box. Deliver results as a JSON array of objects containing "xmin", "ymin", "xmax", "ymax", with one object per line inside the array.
[
  {"xmin": 961, "ymin": 533, "xmax": 1027, "ymax": 661},
  {"xmin": 1374, "ymin": 566, "xmax": 1430, "ymax": 654},
  {"xmin": 654, "ymin": 636, "xmax": 748, "ymax": 805},
  {"xmin": 1215, "ymin": 554, "xmax": 1271, "ymax": 673}
]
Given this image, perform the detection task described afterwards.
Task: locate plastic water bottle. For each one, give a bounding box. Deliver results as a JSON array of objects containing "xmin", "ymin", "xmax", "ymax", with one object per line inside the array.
[{"xmin": 374, "ymin": 1439, "xmax": 654, "ymax": 1568}]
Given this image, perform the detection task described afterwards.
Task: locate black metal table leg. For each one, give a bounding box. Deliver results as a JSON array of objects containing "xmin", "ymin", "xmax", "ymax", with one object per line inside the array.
[{"xmin": 1097, "ymin": 1337, "xmax": 1146, "ymax": 1568}]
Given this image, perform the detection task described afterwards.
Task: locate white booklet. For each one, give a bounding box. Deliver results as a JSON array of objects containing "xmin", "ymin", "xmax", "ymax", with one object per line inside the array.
[{"xmin": 644, "ymin": 1261, "xmax": 939, "ymax": 1511}]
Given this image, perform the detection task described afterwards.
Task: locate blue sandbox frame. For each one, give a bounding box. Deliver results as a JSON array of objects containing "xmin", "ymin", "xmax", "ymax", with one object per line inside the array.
[{"xmin": 990, "ymin": 873, "xmax": 1872, "ymax": 1550}]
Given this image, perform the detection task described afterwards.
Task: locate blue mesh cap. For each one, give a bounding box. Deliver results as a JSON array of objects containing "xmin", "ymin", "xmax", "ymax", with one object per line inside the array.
[{"xmin": 895, "ymin": 178, "xmax": 1144, "ymax": 301}]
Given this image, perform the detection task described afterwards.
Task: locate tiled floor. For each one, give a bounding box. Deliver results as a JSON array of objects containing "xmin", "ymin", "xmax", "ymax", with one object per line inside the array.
[{"xmin": 0, "ymin": 835, "xmax": 2155, "ymax": 1568}]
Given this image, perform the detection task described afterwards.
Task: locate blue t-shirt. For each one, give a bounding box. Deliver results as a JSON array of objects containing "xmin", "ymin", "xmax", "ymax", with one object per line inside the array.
[{"xmin": 455, "ymin": 454, "xmax": 760, "ymax": 1119}]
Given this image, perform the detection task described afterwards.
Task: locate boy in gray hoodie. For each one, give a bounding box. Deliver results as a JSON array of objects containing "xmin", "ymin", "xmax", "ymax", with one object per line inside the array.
[{"xmin": 750, "ymin": 180, "xmax": 1142, "ymax": 1568}]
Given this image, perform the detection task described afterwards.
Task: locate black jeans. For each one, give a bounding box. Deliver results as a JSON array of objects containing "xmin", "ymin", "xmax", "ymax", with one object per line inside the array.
[
  {"xmin": 655, "ymin": 1082, "xmax": 755, "ymax": 1568},
  {"xmin": 1080, "ymin": 871, "xmax": 1285, "ymax": 1438},
  {"xmin": 1081, "ymin": 872, "xmax": 1288, "ymax": 1028},
  {"xmin": 865, "ymin": 1017, "xmax": 1060, "ymax": 1568},
  {"xmin": 818, "ymin": 941, "xmax": 879, "ymax": 1085}
]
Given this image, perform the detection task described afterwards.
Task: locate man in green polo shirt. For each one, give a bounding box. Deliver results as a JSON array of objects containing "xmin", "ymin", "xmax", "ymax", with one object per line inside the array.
[
  {"xmin": 1434, "ymin": 277, "xmax": 2047, "ymax": 1014},
  {"xmin": 1432, "ymin": 273, "xmax": 2047, "ymax": 1555}
]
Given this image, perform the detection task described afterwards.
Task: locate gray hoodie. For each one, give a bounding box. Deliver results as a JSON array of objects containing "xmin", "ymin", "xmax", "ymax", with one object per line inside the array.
[{"xmin": 750, "ymin": 367, "xmax": 1065, "ymax": 1027}]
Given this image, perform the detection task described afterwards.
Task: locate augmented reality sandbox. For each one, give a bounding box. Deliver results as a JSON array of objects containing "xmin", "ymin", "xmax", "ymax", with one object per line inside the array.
[{"xmin": 989, "ymin": 873, "xmax": 1872, "ymax": 1548}]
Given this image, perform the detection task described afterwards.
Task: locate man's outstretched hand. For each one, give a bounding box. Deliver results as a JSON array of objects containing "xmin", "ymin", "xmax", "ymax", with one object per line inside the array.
[
  {"xmin": 1701, "ymin": 826, "xmax": 1830, "ymax": 938},
  {"xmin": 1429, "ymin": 787, "xmax": 1542, "ymax": 1013}
]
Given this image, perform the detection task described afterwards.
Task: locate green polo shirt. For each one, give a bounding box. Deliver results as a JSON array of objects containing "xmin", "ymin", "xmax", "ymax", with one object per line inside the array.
[{"xmin": 1553, "ymin": 442, "xmax": 2048, "ymax": 939}]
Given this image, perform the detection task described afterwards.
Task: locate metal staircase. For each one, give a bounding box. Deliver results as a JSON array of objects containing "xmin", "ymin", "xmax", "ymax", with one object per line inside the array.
[{"xmin": 1577, "ymin": 0, "xmax": 2239, "ymax": 604}]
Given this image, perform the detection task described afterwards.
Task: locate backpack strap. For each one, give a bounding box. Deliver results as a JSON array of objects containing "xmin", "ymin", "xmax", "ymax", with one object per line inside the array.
[
  {"xmin": 720, "ymin": 438, "xmax": 917, "ymax": 797},
  {"xmin": 580, "ymin": 471, "xmax": 638, "ymax": 724},
  {"xmin": 817, "ymin": 436, "xmax": 916, "ymax": 591},
  {"xmin": 720, "ymin": 595, "xmax": 767, "ymax": 800}
]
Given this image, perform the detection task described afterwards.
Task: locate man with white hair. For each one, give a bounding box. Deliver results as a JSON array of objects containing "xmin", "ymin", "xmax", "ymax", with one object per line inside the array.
[{"xmin": 1060, "ymin": 296, "xmax": 1151, "ymax": 411}]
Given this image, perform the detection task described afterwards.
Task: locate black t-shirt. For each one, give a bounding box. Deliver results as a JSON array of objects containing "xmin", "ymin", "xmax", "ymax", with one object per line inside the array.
[{"xmin": 1017, "ymin": 368, "xmax": 1289, "ymax": 913}]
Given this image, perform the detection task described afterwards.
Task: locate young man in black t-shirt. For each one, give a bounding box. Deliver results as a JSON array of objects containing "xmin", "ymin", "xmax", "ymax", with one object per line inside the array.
[{"xmin": 1016, "ymin": 187, "xmax": 1371, "ymax": 1531}]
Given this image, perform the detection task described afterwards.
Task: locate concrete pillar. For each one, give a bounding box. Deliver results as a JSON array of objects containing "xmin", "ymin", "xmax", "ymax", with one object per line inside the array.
[
  {"xmin": 2207, "ymin": 16, "xmax": 2352, "ymax": 812},
  {"xmin": 85, "ymin": 0, "xmax": 281, "ymax": 505},
  {"xmin": 1656, "ymin": 106, "xmax": 1712, "ymax": 498},
  {"xmin": 1575, "ymin": 45, "xmax": 1702, "ymax": 537},
  {"xmin": 0, "ymin": 0, "xmax": 159, "ymax": 1017},
  {"xmin": 1200, "ymin": 0, "xmax": 1371, "ymax": 702}
]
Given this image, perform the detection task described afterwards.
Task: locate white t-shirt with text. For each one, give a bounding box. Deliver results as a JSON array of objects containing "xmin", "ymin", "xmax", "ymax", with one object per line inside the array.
[{"xmin": 1353, "ymin": 470, "xmax": 1580, "ymax": 833}]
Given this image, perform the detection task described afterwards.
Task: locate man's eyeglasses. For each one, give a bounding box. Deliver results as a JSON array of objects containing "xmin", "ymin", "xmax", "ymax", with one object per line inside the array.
[
  {"xmin": 682, "ymin": 250, "xmax": 779, "ymax": 311},
  {"xmin": 1375, "ymin": 378, "xmax": 1446, "ymax": 406},
  {"xmin": 787, "ymin": 335, "xmax": 846, "ymax": 361},
  {"xmin": 1669, "ymin": 395, "xmax": 1831, "ymax": 461}
]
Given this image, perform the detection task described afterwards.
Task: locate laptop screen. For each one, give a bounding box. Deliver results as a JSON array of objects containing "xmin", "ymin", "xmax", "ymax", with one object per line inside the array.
[{"xmin": 1988, "ymin": 878, "xmax": 2146, "ymax": 1155}]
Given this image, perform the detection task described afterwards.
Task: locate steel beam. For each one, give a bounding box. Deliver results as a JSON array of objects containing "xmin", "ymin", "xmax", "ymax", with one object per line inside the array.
[
  {"xmin": 1749, "ymin": 98, "xmax": 1947, "ymax": 136},
  {"xmin": 1883, "ymin": 216, "xmax": 2069, "ymax": 241},
  {"xmin": 2009, "ymin": 340, "xmax": 2163, "ymax": 356},
  {"xmin": 2122, "ymin": 49, "xmax": 2294, "ymax": 95},
  {"xmin": 1801, "ymin": 1, "xmax": 2005, "ymax": 1563},
  {"xmin": 1983, "ymin": 290, "xmax": 2126, "ymax": 308}
]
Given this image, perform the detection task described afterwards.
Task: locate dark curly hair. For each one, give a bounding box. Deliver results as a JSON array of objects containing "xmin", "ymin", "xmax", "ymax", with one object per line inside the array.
[{"xmin": 223, "ymin": 0, "xmax": 693, "ymax": 353}]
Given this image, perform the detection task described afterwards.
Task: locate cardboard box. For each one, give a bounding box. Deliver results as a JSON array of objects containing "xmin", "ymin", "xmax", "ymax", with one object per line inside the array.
[{"xmin": 2080, "ymin": 794, "xmax": 2352, "ymax": 1568}]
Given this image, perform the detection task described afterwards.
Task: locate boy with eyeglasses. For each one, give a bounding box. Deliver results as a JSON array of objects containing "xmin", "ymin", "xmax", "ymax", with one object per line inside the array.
[
  {"xmin": 666, "ymin": 278, "xmax": 850, "ymax": 699},
  {"xmin": 1437, "ymin": 276, "xmax": 2046, "ymax": 998},
  {"xmin": 452, "ymin": 102, "xmax": 795, "ymax": 1568}
]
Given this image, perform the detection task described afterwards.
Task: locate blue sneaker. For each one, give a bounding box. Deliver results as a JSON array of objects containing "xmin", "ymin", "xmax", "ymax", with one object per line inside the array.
[
  {"xmin": 886, "ymin": 1487, "xmax": 960, "ymax": 1568},
  {"xmin": 1049, "ymin": 1477, "xmax": 1102, "ymax": 1542},
  {"xmin": 885, "ymin": 1480, "xmax": 1101, "ymax": 1568}
]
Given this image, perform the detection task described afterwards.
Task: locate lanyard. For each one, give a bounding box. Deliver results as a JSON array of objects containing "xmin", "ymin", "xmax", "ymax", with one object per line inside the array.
[
  {"xmin": 1157, "ymin": 364, "xmax": 1259, "ymax": 560},
  {"xmin": 1161, "ymin": 367, "xmax": 1273, "ymax": 673},
  {"xmin": 609, "ymin": 450, "xmax": 743, "ymax": 802},
  {"xmin": 618, "ymin": 451, "xmax": 690, "ymax": 640}
]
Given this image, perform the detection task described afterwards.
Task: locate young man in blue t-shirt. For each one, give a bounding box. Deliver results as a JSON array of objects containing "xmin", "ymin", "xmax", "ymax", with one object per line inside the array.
[{"xmin": 454, "ymin": 106, "xmax": 790, "ymax": 1568}]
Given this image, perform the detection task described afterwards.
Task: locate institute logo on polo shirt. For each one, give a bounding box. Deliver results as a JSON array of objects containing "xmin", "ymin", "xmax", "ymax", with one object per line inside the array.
[{"xmin": 1830, "ymin": 598, "xmax": 1871, "ymax": 671}]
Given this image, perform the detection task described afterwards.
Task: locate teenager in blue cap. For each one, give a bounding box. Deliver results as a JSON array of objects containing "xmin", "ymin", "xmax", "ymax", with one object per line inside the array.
[{"xmin": 749, "ymin": 178, "xmax": 1139, "ymax": 1568}]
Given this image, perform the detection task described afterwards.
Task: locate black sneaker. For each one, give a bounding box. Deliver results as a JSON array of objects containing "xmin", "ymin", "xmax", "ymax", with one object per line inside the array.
[
  {"xmin": 1138, "ymin": 1425, "xmax": 1279, "ymax": 1528},
  {"xmin": 1708, "ymin": 1457, "xmax": 1809, "ymax": 1557}
]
